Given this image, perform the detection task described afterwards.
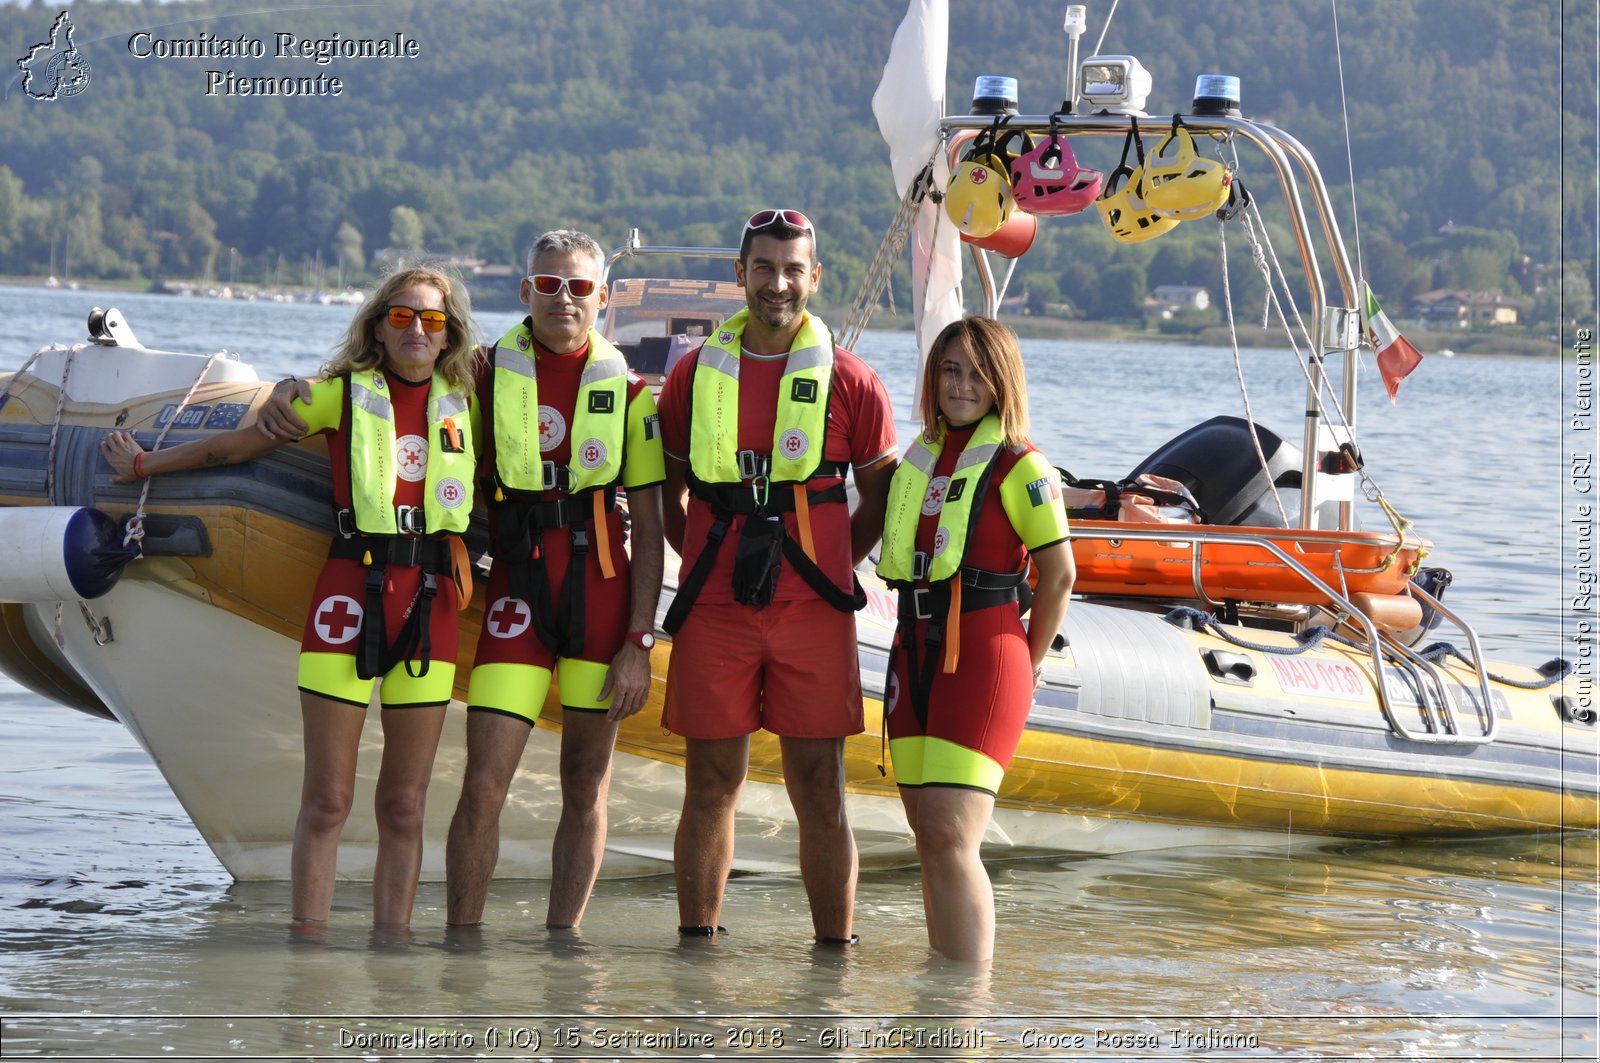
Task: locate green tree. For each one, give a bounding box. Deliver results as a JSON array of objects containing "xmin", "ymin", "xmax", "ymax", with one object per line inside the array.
[
  {"xmin": 334, "ymin": 223, "xmax": 366, "ymax": 284},
  {"xmin": 389, "ymin": 206, "xmax": 424, "ymax": 251},
  {"xmin": 0, "ymin": 166, "xmax": 24, "ymax": 262}
]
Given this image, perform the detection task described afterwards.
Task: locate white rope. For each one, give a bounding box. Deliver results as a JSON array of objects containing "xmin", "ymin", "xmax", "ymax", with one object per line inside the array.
[
  {"xmin": 1221, "ymin": 140, "xmax": 1402, "ymax": 525},
  {"xmin": 1091, "ymin": 0, "xmax": 1122, "ymax": 55},
  {"xmin": 1330, "ymin": 0, "xmax": 1364, "ymax": 287},
  {"xmin": 124, "ymin": 349, "xmax": 230, "ymax": 550},
  {"xmin": 839, "ymin": 151, "xmax": 939, "ymax": 351},
  {"xmin": 0, "ymin": 343, "xmax": 58, "ymax": 413},
  {"xmin": 1215, "ymin": 186, "xmax": 1292, "ymax": 527},
  {"xmin": 42, "ymin": 343, "xmax": 86, "ymax": 505}
]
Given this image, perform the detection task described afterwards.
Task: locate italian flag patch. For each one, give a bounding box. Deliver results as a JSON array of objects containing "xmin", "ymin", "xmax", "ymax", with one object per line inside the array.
[
  {"xmin": 1026, "ymin": 475, "xmax": 1060, "ymax": 507},
  {"xmin": 644, "ymin": 413, "xmax": 660, "ymax": 440}
]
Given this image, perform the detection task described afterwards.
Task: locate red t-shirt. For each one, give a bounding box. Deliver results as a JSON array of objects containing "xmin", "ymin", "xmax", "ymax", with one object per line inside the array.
[{"xmin": 659, "ymin": 340, "xmax": 897, "ymax": 605}]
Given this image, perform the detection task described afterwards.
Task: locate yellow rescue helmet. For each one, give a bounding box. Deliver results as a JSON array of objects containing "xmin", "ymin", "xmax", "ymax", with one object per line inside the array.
[
  {"xmin": 1142, "ymin": 117, "xmax": 1232, "ymax": 218},
  {"xmin": 1096, "ymin": 164, "xmax": 1178, "ymax": 243},
  {"xmin": 1094, "ymin": 119, "xmax": 1177, "ymax": 243},
  {"xmin": 944, "ymin": 121, "xmax": 1016, "ymax": 239}
]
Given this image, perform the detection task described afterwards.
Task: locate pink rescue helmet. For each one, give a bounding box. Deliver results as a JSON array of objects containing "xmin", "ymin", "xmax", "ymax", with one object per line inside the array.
[{"xmin": 1008, "ymin": 130, "xmax": 1103, "ymax": 216}]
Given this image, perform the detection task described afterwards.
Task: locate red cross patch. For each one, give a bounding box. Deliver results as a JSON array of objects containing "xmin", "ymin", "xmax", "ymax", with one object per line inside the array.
[
  {"xmin": 485, "ymin": 596, "xmax": 531, "ymax": 639},
  {"xmin": 313, "ymin": 595, "xmax": 364, "ymax": 645}
]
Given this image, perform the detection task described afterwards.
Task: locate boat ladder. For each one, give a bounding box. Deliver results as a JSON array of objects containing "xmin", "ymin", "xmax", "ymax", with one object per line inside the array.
[{"xmin": 1070, "ymin": 525, "xmax": 1499, "ymax": 745}]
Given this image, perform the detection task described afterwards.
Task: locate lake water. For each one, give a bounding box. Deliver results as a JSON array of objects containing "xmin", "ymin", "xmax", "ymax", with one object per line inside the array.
[{"xmin": 1, "ymin": 284, "xmax": 1595, "ymax": 1059}]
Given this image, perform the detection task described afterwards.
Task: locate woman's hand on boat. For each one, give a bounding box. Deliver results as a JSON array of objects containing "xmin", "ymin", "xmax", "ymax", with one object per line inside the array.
[
  {"xmin": 599, "ymin": 643, "xmax": 651, "ymax": 722},
  {"xmin": 257, "ymin": 377, "xmax": 313, "ymax": 439},
  {"xmin": 100, "ymin": 431, "xmax": 145, "ymax": 483}
]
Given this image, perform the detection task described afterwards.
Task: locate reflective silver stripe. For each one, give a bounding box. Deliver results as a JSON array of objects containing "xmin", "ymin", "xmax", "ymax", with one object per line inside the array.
[
  {"xmin": 581, "ymin": 356, "xmax": 628, "ymax": 386},
  {"xmin": 699, "ymin": 346, "xmax": 740, "ymax": 381},
  {"xmin": 349, "ymin": 377, "xmax": 392, "ymax": 419},
  {"xmin": 905, "ymin": 440, "xmax": 939, "ymax": 477},
  {"xmin": 783, "ymin": 342, "xmax": 833, "ymax": 375},
  {"xmin": 954, "ymin": 442, "xmax": 1000, "ymax": 473},
  {"xmin": 433, "ymin": 390, "xmax": 470, "ymax": 421},
  {"xmin": 494, "ymin": 345, "xmax": 538, "ymax": 379}
]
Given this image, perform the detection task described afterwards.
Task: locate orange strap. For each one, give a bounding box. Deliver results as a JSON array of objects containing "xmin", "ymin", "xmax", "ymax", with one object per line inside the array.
[
  {"xmin": 593, "ymin": 492, "xmax": 616, "ymax": 580},
  {"xmin": 942, "ymin": 579, "xmax": 961, "ymax": 674},
  {"xmin": 448, "ymin": 534, "xmax": 473, "ymax": 611},
  {"xmin": 792, "ymin": 484, "xmax": 818, "ymax": 564}
]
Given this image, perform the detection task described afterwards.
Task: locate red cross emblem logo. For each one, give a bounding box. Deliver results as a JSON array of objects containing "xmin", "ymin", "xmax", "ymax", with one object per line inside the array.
[
  {"xmin": 436, "ymin": 477, "xmax": 465, "ymax": 509},
  {"xmin": 396, "ymin": 435, "xmax": 427, "ymax": 482},
  {"xmin": 971, "ymin": 167, "xmax": 988, "ymax": 184},
  {"xmin": 486, "ymin": 596, "xmax": 531, "ymax": 639},
  {"xmin": 538, "ymin": 405, "xmax": 566, "ymax": 452},
  {"xmin": 314, "ymin": 595, "xmax": 364, "ymax": 645}
]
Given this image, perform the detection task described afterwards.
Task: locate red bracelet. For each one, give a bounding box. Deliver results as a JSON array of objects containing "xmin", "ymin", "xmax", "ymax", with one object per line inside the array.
[{"xmin": 133, "ymin": 451, "xmax": 148, "ymax": 480}]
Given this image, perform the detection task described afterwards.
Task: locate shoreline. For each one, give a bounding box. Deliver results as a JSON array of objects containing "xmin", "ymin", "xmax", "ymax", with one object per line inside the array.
[{"xmin": 6, "ymin": 276, "xmax": 1558, "ymax": 358}]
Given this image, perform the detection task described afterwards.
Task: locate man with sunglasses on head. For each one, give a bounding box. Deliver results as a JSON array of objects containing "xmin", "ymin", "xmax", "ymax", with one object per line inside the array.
[
  {"xmin": 256, "ymin": 230, "xmax": 664, "ymax": 933},
  {"xmin": 656, "ymin": 208, "xmax": 897, "ymax": 946}
]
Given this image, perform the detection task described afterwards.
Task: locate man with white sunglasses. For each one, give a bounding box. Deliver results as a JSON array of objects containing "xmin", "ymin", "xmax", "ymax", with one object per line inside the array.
[
  {"xmin": 657, "ymin": 209, "xmax": 898, "ymax": 945},
  {"xmin": 446, "ymin": 229, "xmax": 664, "ymax": 931}
]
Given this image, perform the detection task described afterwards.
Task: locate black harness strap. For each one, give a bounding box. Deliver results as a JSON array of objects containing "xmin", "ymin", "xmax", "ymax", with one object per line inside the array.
[
  {"xmin": 662, "ymin": 469, "xmax": 857, "ymax": 634},
  {"xmin": 490, "ymin": 483, "xmax": 617, "ymax": 659},
  {"xmin": 888, "ymin": 567, "xmax": 1029, "ymax": 730},
  {"xmin": 326, "ymin": 533, "xmax": 452, "ymax": 680}
]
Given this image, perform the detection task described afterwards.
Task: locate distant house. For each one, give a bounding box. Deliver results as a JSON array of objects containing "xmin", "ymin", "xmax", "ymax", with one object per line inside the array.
[
  {"xmin": 1410, "ymin": 289, "xmax": 1521, "ymax": 327},
  {"xmin": 1145, "ymin": 285, "xmax": 1211, "ymax": 320}
]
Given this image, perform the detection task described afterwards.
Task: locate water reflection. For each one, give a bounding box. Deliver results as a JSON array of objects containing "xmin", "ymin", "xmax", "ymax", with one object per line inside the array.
[{"xmin": 2, "ymin": 828, "xmax": 1591, "ymax": 1056}]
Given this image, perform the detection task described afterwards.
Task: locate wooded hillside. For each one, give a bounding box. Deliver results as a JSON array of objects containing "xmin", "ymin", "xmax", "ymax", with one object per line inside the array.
[{"xmin": 1, "ymin": 0, "xmax": 1591, "ymax": 326}]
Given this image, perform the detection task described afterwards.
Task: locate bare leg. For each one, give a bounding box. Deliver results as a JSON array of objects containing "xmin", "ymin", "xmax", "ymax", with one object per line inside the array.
[
  {"xmin": 673, "ymin": 735, "xmax": 750, "ymax": 929},
  {"xmin": 291, "ymin": 693, "xmax": 367, "ymax": 924},
  {"xmin": 910, "ymin": 786, "xmax": 996, "ymax": 962},
  {"xmin": 898, "ymin": 785, "xmax": 940, "ymax": 954},
  {"xmin": 779, "ymin": 736, "xmax": 857, "ymax": 941},
  {"xmin": 546, "ymin": 710, "xmax": 619, "ymax": 928},
  {"xmin": 445, "ymin": 711, "xmax": 532, "ymax": 925},
  {"xmin": 370, "ymin": 704, "xmax": 447, "ymax": 927}
]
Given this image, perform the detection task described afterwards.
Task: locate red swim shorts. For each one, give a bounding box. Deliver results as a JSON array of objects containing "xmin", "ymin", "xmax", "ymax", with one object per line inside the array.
[{"xmin": 663, "ymin": 597, "xmax": 864, "ymax": 740}]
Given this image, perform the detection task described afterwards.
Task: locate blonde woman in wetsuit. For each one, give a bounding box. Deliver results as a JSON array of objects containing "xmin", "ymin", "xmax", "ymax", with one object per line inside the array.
[{"xmin": 102, "ymin": 267, "xmax": 479, "ymax": 933}]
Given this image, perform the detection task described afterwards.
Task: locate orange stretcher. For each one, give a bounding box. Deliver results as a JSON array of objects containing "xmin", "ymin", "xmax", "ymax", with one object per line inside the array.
[{"xmin": 1068, "ymin": 520, "xmax": 1430, "ymax": 608}]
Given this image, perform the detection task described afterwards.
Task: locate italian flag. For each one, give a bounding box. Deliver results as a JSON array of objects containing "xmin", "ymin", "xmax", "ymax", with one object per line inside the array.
[
  {"xmin": 1364, "ymin": 282, "xmax": 1424, "ymax": 403},
  {"xmin": 1026, "ymin": 475, "xmax": 1060, "ymax": 507}
]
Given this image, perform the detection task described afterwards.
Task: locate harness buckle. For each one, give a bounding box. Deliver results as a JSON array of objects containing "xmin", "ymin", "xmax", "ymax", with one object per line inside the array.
[
  {"xmin": 395, "ymin": 505, "xmax": 425, "ymax": 536},
  {"xmin": 737, "ymin": 449, "xmax": 768, "ymax": 481},
  {"xmin": 911, "ymin": 551, "xmax": 930, "ymax": 581},
  {"xmin": 571, "ymin": 526, "xmax": 590, "ymax": 552},
  {"xmin": 335, "ymin": 508, "xmax": 357, "ymax": 538},
  {"xmin": 911, "ymin": 586, "xmax": 934, "ymax": 621},
  {"xmin": 541, "ymin": 460, "xmax": 563, "ymax": 492}
]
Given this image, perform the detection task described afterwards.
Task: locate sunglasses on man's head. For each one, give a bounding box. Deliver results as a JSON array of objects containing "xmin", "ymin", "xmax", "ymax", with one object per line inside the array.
[
  {"xmin": 742, "ymin": 208, "xmax": 814, "ymax": 238},
  {"xmin": 385, "ymin": 305, "xmax": 449, "ymax": 333},
  {"xmin": 528, "ymin": 274, "xmax": 599, "ymax": 299}
]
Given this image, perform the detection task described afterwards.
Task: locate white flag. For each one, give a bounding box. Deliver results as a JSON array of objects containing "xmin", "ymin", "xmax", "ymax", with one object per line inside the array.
[{"xmin": 871, "ymin": 0, "xmax": 961, "ymax": 410}]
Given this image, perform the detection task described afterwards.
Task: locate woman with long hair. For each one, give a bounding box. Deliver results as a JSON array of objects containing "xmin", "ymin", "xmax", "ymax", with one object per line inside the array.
[
  {"xmin": 876, "ymin": 316, "xmax": 1075, "ymax": 962},
  {"xmin": 102, "ymin": 266, "xmax": 478, "ymax": 931}
]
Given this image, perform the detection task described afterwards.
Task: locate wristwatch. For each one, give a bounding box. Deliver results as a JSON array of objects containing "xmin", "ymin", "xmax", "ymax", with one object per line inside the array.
[{"xmin": 625, "ymin": 630, "xmax": 656, "ymax": 650}]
